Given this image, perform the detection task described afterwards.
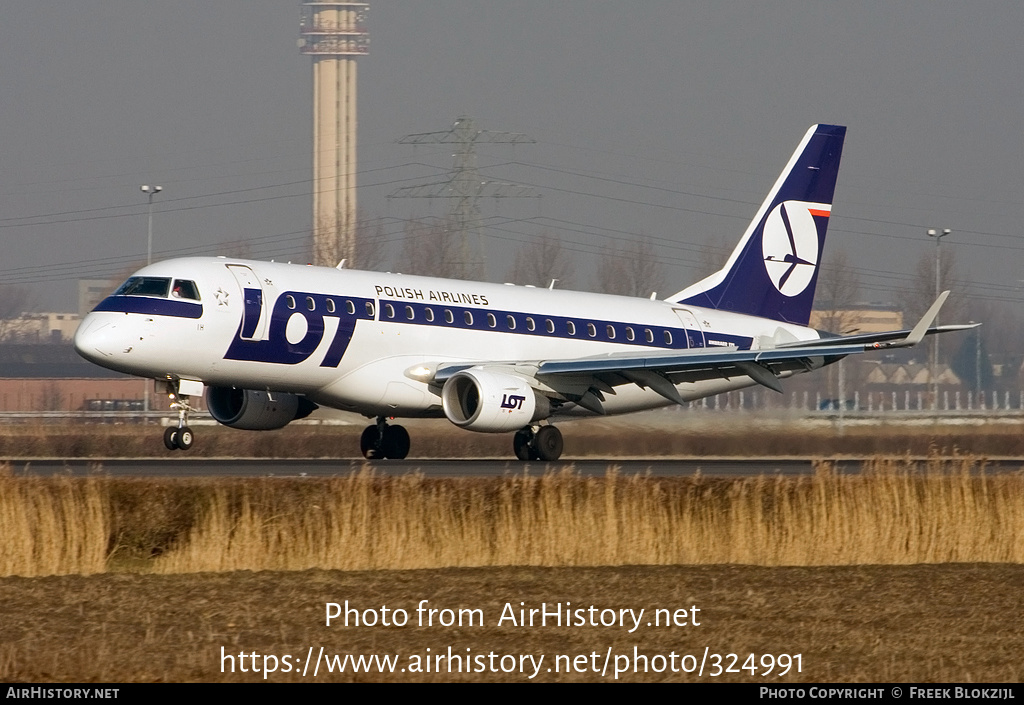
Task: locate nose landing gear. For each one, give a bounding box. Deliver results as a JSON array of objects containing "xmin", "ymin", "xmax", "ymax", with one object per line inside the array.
[
  {"xmin": 360, "ymin": 416, "xmax": 410, "ymax": 459},
  {"xmin": 162, "ymin": 383, "xmax": 196, "ymax": 451}
]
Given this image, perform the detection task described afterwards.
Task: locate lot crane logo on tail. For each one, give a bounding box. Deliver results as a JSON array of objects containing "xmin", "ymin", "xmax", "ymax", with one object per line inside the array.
[{"xmin": 762, "ymin": 200, "xmax": 829, "ymax": 297}]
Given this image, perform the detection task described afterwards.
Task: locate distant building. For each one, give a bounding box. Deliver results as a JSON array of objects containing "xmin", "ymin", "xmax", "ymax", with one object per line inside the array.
[
  {"xmin": 862, "ymin": 362, "xmax": 961, "ymax": 387},
  {"xmin": 79, "ymin": 279, "xmax": 117, "ymax": 318},
  {"xmin": 0, "ymin": 312, "xmax": 80, "ymax": 344},
  {"xmin": 809, "ymin": 305, "xmax": 903, "ymax": 334}
]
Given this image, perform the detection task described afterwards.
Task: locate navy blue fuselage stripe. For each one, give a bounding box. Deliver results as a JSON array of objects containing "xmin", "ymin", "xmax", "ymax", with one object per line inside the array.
[
  {"xmin": 217, "ymin": 290, "xmax": 753, "ymax": 367},
  {"xmin": 95, "ymin": 296, "xmax": 202, "ymax": 319},
  {"xmin": 377, "ymin": 299, "xmax": 752, "ymax": 351}
]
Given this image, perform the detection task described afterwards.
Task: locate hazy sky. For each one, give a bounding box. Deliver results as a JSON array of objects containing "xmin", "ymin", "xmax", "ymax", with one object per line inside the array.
[{"xmin": 2, "ymin": 1, "xmax": 1022, "ymax": 313}]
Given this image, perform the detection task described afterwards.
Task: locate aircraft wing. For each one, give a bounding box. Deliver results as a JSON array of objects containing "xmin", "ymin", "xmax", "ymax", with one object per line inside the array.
[{"xmin": 430, "ymin": 292, "xmax": 977, "ymax": 413}]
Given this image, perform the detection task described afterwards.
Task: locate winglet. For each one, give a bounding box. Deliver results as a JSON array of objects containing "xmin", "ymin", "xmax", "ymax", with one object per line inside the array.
[{"xmin": 878, "ymin": 290, "xmax": 950, "ymax": 349}]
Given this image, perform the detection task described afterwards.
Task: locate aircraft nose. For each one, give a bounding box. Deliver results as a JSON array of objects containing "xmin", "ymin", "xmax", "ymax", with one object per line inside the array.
[{"xmin": 73, "ymin": 314, "xmax": 117, "ymax": 364}]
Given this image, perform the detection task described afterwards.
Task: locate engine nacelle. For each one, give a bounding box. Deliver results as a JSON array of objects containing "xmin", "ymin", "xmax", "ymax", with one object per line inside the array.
[
  {"xmin": 441, "ymin": 368, "xmax": 550, "ymax": 433},
  {"xmin": 206, "ymin": 387, "xmax": 317, "ymax": 431}
]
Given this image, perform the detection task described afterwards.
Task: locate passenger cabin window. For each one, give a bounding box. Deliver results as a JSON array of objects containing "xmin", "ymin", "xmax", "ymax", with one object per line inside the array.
[
  {"xmin": 384, "ymin": 304, "xmax": 395, "ymax": 319},
  {"xmin": 545, "ymin": 319, "xmax": 555, "ymax": 333},
  {"xmin": 405, "ymin": 305, "xmax": 415, "ymax": 320},
  {"xmin": 464, "ymin": 311, "xmax": 473, "ymax": 326},
  {"xmin": 171, "ymin": 279, "xmax": 200, "ymax": 301},
  {"xmin": 424, "ymin": 307, "xmax": 435, "ymax": 322},
  {"xmin": 487, "ymin": 313, "xmax": 497, "ymax": 328},
  {"xmin": 506, "ymin": 315, "xmax": 517, "ymax": 330},
  {"xmin": 606, "ymin": 325, "xmax": 616, "ymax": 339},
  {"xmin": 365, "ymin": 301, "xmax": 375, "ymax": 317},
  {"xmin": 444, "ymin": 309, "xmax": 454, "ymax": 324},
  {"xmin": 345, "ymin": 300, "xmax": 355, "ymax": 315},
  {"xmin": 114, "ymin": 277, "xmax": 170, "ymax": 298},
  {"xmin": 567, "ymin": 321, "xmax": 576, "ymax": 336},
  {"xmin": 587, "ymin": 323, "xmax": 597, "ymax": 338},
  {"xmin": 526, "ymin": 317, "xmax": 536, "ymax": 332}
]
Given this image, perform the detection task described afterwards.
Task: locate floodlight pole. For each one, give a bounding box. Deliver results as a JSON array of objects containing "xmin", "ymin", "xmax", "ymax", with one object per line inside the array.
[
  {"xmin": 141, "ymin": 185, "xmax": 163, "ymax": 266},
  {"xmin": 140, "ymin": 185, "xmax": 163, "ymax": 417},
  {"xmin": 927, "ymin": 228, "xmax": 950, "ymax": 410}
]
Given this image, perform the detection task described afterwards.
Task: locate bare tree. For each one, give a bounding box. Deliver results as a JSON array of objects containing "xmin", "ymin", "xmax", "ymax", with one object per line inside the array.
[
  {"xmin": 597, "ymin": 236, "xmax": 666, "ymax": 298},
  {"xmin": 312, "ymin": 207, "xmax": 373, "ymax": 268},
  {"xmin": 0, "ymin": 284, "xmax": 32, "ymax": 342},
  {"xmin": 903, "ymin": 247, "xmax": 968, "ymax": 323},
  {"xmin": 814, "ymin": 248, "xmax": 863, "ymax": 334},
  {"xmin": 312, "ymin": 211, "xmax": 345, "ymax": 267},
  {"xmin": 957, "ymin": 297, "xmax": 1020, "ymax": 392},
  {"xmin": 41, "ymin": 381, "xmax": 64, "ymax": 411},
  {"xmin": 395, "ymin": 219, "xmax": 463, "ymax": 279},
  {"xmin": 505, "ymin": 231, "xmax": 575, "ymax": 289},
  {"xmin": 218, "ymin": 238, "xmax": 253, "ymax": 260},
  {"xmin": 348, "ymin": 215, "xmax": 390, "ymax": 272},
  {"xmin": 693, "ymin": 235, "xmax": 731, "ymax": 281}
]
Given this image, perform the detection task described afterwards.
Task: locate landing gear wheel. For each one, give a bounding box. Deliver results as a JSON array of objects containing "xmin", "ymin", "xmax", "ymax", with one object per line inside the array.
[
  {"xmin": 163, "ymin": 427, "xmax": 179, "ymax": 451},
  {"xmin": 533, "ymin": 425, "xmax": 563, "ymax": 462},
  {"xmin": 381, "ymin": 425, "xmax": 410, "ymax": 460},
  {"xmin": 162, "ymin": 382, "xmax": 199, "ymax": 452},
  {"xmin": 361, "ymin": 418, "xmax": 412, "ymax": 459},
  {"xmin": 513, "ymin": 427, "xmax": 534, "ymax": 461},
  {"xmin": 175, "ymin": 426, "xmax": 194, "ymax": 451},
  {"xmin": 360, "ymin": 425, "xmax": 381, "ymax": 459}
]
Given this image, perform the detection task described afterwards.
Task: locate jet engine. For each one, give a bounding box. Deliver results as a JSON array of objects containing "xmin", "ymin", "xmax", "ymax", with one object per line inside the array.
[
  {"xmin": 206, "ymin": 386, "xmax": 317, "ymax": 431},
  {"xmin": 441, "ymin": 368, "xmax": 550, "ymax": 433}
]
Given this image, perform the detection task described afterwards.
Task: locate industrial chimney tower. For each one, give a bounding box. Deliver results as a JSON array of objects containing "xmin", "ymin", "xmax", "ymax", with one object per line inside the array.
[{"xmin": 299, "ymin": 2, "xmax": 368, "ymax": 266}]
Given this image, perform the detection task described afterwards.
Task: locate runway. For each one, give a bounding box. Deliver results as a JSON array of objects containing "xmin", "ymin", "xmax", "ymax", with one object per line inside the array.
[{"xmin": 7, "ymin": 457, "xmax": 1024, "ymax": 477}]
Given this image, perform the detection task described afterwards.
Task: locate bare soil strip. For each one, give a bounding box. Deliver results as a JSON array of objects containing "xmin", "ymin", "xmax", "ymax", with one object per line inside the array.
[{"xmin": 2, "ymin": 564, "xmax": 1020, "ymax": 682}]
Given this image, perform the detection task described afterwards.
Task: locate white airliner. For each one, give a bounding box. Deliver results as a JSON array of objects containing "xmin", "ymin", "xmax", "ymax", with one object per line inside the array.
[{"xmin": 75, "ymin": 124, "xmax": 972, "ymax": 460}]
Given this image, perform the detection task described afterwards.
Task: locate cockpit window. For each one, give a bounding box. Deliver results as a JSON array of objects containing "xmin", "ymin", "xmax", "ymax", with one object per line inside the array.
[
  {"xmin": 113, "ymin": 277, "xmax": 171, "ymax": 298},
  {"xmin": 171, "ymin": 279, "xmax": 201, "ymax": 301}
]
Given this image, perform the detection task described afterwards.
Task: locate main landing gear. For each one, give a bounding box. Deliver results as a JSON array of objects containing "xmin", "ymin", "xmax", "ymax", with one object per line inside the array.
[
  {"xmin": 358, "ymin": 419, "xmax": 563, "ymax": 461},
  {"xmin": 360, "ymin": 416, "xmax": 410, "ymax": 460},
  {"xmin": 513, "ymin": 425, "xmax": 563, "ymax": 461},
  {"xmin": 162, "ymin": 386, "xmax": 196, "ymax": 452}
]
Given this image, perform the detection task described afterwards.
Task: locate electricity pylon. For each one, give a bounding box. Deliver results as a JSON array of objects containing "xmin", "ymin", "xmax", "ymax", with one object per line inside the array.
[{"xmin": 390, "ymin": 116, "xmax": 538, "ymax": 280}]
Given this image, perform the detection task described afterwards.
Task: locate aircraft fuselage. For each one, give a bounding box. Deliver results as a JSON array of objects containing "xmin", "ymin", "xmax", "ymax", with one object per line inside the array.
[{"xmin": 75, "ymin": 256, "xmax": 822, "ymax": 419}]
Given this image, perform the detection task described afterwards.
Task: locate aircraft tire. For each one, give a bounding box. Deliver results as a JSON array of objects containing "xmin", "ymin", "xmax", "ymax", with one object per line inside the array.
[
  {"xmin": 513, "ymin": 427, "xmax": 533, "ymax": 461},
  {"xmin": 382, "ymin": 425, "xmax": 410, "ymax": 460},
  {"xmin": 175, "ymin": 426, "xmax": 194, "ymax": 450},
  {"xmin": 163, "ymin": 427, "xmax": 179, "ymax": 451},
  {"xmin": 360, "ymin": 425, "xmax": 381, "ymax": 459},
  {"xmin": 533, "ymin": 425, "xmax": 563, "ymax": 462}
]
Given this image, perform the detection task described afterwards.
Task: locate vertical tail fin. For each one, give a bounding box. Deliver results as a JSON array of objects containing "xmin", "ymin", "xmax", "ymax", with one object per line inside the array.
[{"xmin": 669, "ymin": 124, "xmax": 846, "ymax": 325}]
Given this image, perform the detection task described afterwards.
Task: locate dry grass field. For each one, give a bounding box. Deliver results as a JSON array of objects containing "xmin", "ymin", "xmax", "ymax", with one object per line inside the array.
[
  {"xmin": 3, "ymin": 459, "xmax": 1022, "ymax": 576},
  {"xmin": 0, "ymin": 455, "xmax": 1022, "ymax": 682}
]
